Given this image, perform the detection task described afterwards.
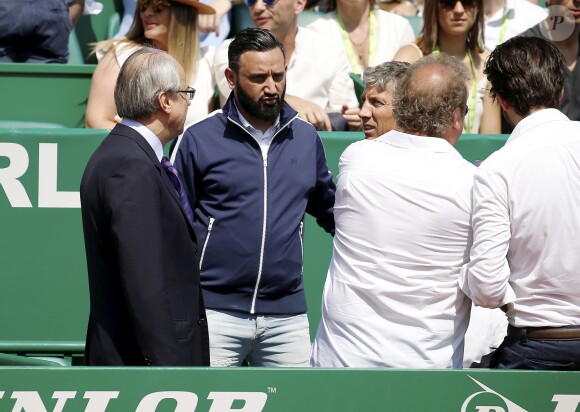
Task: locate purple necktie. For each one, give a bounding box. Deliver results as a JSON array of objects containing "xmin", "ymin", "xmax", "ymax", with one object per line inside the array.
[{"xmin": 161, "ymin": 156, "xmax": 194, "ymax": 226}]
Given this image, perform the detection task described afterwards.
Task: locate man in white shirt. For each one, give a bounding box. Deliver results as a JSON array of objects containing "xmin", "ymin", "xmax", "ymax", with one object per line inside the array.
[
  {"xmin": 213, "ymin": 0, "xmax": 360, "ymax": 131},
  {"xmin": 483, "ymin": 0, "xmax": 547, "ymax": 51},
  {"xmin": 310, "ymin": 54, "xmax": 475, "ymax": 368},
  {"xmin": 460, "ymin": 36, "xmax": 580, "ymax": 370}
]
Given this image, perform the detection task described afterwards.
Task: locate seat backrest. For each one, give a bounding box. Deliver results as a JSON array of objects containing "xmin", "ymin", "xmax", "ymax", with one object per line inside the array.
[{"xmin": 404, "ymin": 15, "xmax": 423, "ymax": 37}]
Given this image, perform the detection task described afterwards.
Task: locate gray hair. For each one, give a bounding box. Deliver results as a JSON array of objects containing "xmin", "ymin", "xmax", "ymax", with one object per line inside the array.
[
  {"xmin": 114, "ymin": 47, "xmax": 181, "ymax": 120},
  {"xmin": 362, "ymin": 61, "xmax": 410, "ymax": 92},
  {"xmin": 393, "ymin": 53, "xmax": 470, "ymax": 136}
]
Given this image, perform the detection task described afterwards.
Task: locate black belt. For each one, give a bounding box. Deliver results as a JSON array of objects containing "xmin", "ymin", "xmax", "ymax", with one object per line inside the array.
[{"xmin": 508, "ymin": 324, "xmax": 580, "ymax": 340}]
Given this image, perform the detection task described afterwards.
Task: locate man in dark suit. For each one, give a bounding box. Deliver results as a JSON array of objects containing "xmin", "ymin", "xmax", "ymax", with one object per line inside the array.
[{"xmin": 80, "ymin": 47, "xmax": 209, "ymax": 366}]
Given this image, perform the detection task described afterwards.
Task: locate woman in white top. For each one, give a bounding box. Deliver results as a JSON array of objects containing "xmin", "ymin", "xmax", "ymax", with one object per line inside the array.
[
  {"xmin": 393, "ymin": 0, "xmax": 500, "ymax": 134},
  {"xmin": 86, "ymin": 0, "xmax": 216, "ymax": 129},
  {"xmin": 308, "ymin": 0, "xmax": 416, "ymax": 76}
]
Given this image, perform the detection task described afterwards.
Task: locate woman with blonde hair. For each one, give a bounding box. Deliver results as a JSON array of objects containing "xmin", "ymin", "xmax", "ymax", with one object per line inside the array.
[
  {"xmin": 86, "ymin": 0, "xmax": 216, "ymax": 129},
  {"xmin": 393, "ymin": 0, "xmax": 500, "ymax": 134}
]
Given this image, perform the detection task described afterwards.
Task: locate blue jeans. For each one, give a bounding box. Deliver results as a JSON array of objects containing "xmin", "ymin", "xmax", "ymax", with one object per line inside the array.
[
  {"xmin": 0, "ymin": 0, "xmax": 71, "ymax": 63},
  {"xmin": 206, "ymin": 309, "xmax": 311, "ymax": 367},
  {"xmin": 491, "ymin": 336, "xmax": 580, "ymax": 370}
]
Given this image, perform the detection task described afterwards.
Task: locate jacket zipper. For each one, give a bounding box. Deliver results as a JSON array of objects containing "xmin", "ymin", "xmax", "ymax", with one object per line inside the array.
[
  {"xmin": 251, "ymin": 156, "xmax": 268, "ymax": 314},
  {"xmin": 299, "ymin": 221, "xmax": 304, "ymax": 276},
  {"xmin": 228, "ymin": 114, "xmax": 299, "ymax": 314},
  {"xmin": 199, "ymin": 217, "xmax": 215, "ymax": 271}
]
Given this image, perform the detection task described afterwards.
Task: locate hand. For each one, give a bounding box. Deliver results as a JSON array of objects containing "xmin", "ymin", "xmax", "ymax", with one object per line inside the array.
[
  {"xmin": 342, "ymin": 104, "xmax": 362, "ymax": 131},
  {"xmin": 286, "ymin": 95, "xmax": 332, "ymax": 131},
  {"xmin": 199, "ymin": 14, "xmax": 220, "ymax": 35},
  {"xmin": 198, "ymin": 0, "xmax": 232, "ymax": 35}
]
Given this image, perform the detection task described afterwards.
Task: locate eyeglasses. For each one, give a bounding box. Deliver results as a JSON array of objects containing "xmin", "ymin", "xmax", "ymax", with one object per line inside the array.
[
  {"xmin": 461, "ymin": 104, "xmax": 469, "ymax": 116},
  {"xmin": 176, "ymin": 86, "xmax": 196, "ymax": 101},
  {"xmin": 245, "ymin": 0, "xmax": 277, "ymax": 8},
  {"xmin": 138, "ymin": 0, "xmax": 171, "ymax": 13},
  {"xmin": 438, "ymin": 0, "xmax": 476, "ymax": 10}
]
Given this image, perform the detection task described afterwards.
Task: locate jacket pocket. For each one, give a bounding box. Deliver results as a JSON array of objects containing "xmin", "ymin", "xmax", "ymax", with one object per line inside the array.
[{"xmin": 199, "ymin": 217, "xmax": 215, "ymax": 271}]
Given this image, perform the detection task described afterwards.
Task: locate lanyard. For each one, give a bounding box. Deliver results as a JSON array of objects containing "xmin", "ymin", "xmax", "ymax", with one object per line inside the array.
[
  {"xmin": 497, "ymin": 7, "xmax": 510, "ymax": 45},
  {"xmin": 337, "ymin": 10, "xmax": 376, "ymax": 75},
  {"xmin": 433, "ymin": 45, "xmax": 478, "ymax": 133}
]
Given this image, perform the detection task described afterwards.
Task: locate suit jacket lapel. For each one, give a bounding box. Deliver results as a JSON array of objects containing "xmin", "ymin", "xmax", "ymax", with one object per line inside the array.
[{"xmin": 112, "ymin": 124, "xmax": 194, "ymax": 230}]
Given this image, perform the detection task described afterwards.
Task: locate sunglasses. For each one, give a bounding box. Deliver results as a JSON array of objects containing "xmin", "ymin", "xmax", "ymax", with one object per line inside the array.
[
  {"xmin": 438, "ymin": 0, "xmax": 476, "ymax": 9},
  {"xmin": 245, "ymin": 0, "xmax": 277, "ymax": 8},
  {"xmin": 138, "ymin": 0, "xmax": 172, "ymax": 13}
]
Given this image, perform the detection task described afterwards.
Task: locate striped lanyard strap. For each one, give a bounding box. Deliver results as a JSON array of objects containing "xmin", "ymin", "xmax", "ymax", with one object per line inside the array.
[
  {"xmin": 497, "ymin": 7, "xmax": 511, "ymax": 46},
  {"xmin": 433, "ymin": 45, "xmax": 478, "ymax": 133},
  {"xmin": 337, "ymin": 9, "xmax": 377, "ymax": 75}
]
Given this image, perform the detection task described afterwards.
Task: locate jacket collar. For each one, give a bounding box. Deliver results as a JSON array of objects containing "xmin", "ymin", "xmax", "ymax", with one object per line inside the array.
[{"xmin": 222, "ymin": 93, "xmax": 299, "ymax": 131}]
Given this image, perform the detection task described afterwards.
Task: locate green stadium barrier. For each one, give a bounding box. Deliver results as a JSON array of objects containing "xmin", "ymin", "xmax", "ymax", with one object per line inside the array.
[
  {"xmin": 5, "ymin": 129, "xmax": 578, "ymax": 412},
  {"xmin": 0, "ymin": 63, "xmax": 95, "ymax": 128},
  {"xmin": 0, "ymin": 129, "xmax": 507, "ymax": 360},
  {"xmin": 0, "ymin": 367, "xmax": 578, "ymax": 411}
]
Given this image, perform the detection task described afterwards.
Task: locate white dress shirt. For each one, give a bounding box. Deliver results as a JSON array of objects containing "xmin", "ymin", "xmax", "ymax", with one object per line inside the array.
[
  {"xmin": 213, "ymin": 27, "xmax": 358, "ymax": 112},
  {"xmin": 310, "ymin": 131, "xmax": 475, "ymax": 368},
  {"xmin": 235, "ymin": 102, "xmax": 280, "ymax": 158},
  {"xmin": 460, "ymin": 109, "xmax": 580, "ymax": 328},
  {"xmin": 484, "ymin": 0, "xmax": 546, "ymax": 51},
  {"xmin": 121, "ymin": 118, "xmax": 163, "ymax": 162},
  {"xmin": 306, "ymin": 8, "xmax": 415, "ymax": 74}
]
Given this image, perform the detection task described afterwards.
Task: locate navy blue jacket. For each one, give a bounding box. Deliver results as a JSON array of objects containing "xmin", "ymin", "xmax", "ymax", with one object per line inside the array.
[{"xmin": 173, "ymin": 95, "xmax": 336, "ymax": 315}]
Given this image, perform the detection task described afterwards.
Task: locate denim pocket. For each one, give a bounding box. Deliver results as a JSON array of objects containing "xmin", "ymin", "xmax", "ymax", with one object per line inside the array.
[{"xmin": 528, "ymin": 358, "xmax": 576, "ymax": 371}]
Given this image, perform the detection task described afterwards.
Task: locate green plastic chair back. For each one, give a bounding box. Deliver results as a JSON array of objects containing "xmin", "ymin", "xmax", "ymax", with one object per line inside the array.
[
  {"xmin": 350, "ymin": 73, "xmax": 365, "ymax": 108},
  {"xmin": 404, "ymin": 15, "xmax": 423, "ymax": 37}
]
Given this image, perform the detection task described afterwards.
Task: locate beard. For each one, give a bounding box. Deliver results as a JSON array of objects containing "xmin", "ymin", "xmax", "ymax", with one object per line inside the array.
[{"xmin": 236, "ymin": 80, "xmax": 286, "ymax": 122}]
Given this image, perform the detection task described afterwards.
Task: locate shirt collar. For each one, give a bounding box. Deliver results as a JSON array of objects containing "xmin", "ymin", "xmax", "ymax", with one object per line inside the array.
[
  {"xmin": 234, "ymin": 101, "xmax": 281, "ymax": 138},
  {"xmin": 506, "ymin": 108, "xmax": 569, "ymax": 146},
  {"xmin": 376, "ymin": 130, "xmax": 463, "ymax": 157},
  {"xmin": 121, "ymin": 118, "xmax": 164, "ymax": 162}
]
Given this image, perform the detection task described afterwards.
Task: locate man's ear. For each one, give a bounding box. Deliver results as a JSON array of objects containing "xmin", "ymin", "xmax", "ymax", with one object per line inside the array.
[
  {"xmin": 452, "ymin": 106, "xmax": 464, "ymax": 133},
  {"xmin": 225, "ymin": 67, "xmax": 237, "ymax": 90},
  {"xmin": 157, "ymin": 90, "xmax": 173, "ymax": 115},
  {"xmin": 295, "ymin": 0, "xmax": 307, "ymax": 15},
  {"xmin": 496, "ymin": 94, "xmax": 510, "ymax": 113}
]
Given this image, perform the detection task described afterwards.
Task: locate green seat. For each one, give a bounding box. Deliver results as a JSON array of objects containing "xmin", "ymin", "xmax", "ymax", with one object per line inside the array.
[
  {"xmin": 350, "ymin": 73, "xmax": 364, "ymax": 108},
  {"xmin": 231, "ymin": 4, "xmax": 252, "ymax": 36},
  {"xmin": 67, "ymin": 29, "xmax": 85, "ymax": 65},
  {"xmin": 107, "ymin": 12, "xmax": 121, "ymax": 40},
  {"xmin": 0, "ymin": 120, "xmax": 67, "ymax": 128},
  {"xmin": 404, "ymin": 15, "xmax": 423, "ymax": 37},
  {"xmin": 0, "ymin": 352, "xmax": 67, "ymax": 367}
]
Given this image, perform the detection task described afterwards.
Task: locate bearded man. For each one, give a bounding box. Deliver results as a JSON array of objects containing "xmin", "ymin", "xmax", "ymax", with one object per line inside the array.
[{"xmin": 171, "ymin": 27, "xmax": 336, "ymax": 367}]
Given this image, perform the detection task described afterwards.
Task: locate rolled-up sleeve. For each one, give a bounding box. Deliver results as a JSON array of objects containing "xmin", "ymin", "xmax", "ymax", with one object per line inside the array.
[{"xmin": 459, "ymin": 168, "xmax": 516, "ymax": 308}]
